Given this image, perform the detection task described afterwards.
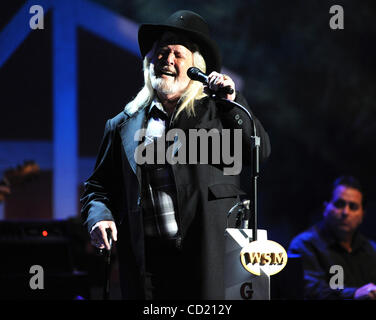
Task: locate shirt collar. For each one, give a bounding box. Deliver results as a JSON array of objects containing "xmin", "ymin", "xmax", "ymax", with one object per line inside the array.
[{"xmin": 147, "ymin": 97, "xmax": 168, "ymax": 119}]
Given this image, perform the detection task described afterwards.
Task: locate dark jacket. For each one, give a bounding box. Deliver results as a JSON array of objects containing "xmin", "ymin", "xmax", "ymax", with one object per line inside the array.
[
  {"xmin": 81, "ymin": 93, "xmax": 271, "ymax": 299},
  {"xmin": 288, "ymin": 222, "xmax": 376, "ymax": 299}
]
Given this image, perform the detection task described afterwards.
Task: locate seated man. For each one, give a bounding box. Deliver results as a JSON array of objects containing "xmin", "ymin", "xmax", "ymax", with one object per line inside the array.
[{"xmin": 288, "ymin": 176, "xmax": 376, "ymax": 300}]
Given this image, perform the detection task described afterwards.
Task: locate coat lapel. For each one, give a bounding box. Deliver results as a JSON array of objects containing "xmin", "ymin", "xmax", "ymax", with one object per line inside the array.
[{"xmin": 118, "ymin": 108, "xmax": 147, "ymax": 175}]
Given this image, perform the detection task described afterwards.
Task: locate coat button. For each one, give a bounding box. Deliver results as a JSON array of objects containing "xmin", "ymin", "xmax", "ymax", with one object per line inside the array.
[
  {"xmin": 238, "ymin": 119, "xmax": 243, "ymax": 125},
  {"xmin": 234, "ymin": 114, "xmax": 240, "ymax": 120}
]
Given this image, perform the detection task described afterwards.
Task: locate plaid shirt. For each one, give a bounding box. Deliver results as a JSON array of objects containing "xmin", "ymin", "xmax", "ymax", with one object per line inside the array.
[{"xmin": 140, "ymin": 99, "xmax": 179, "ymax": 239}]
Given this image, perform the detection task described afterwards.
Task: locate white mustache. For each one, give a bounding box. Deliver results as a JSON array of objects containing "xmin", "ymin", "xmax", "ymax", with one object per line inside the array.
[{"xmin": 159, "ymin": 67, "xmax": 176, "ymax": 76}]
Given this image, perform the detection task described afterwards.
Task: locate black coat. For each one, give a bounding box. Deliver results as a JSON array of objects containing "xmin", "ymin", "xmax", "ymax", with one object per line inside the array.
[{"xmin": 81, "ymin": 93, "xmax": 271, "ymax": 299}]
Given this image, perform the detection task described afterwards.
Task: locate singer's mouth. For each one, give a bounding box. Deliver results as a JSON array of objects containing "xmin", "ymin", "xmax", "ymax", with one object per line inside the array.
[{"xmin": 159, "ymin": 68, "xmax": 176, "ymax": 77}]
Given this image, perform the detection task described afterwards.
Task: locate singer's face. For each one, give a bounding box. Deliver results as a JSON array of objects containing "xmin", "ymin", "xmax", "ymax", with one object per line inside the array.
[{"xmin": 149, "ymin": 41, "xmax": 193, "ymax": 100}]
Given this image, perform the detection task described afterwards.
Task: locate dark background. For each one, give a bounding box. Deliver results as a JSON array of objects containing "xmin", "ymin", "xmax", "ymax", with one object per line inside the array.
[
  {"xmin": 91, "ymin": 0, "xmax": 376, "ymax": 245},
  {"xmin": 1, "ymin": 0, "xmax": 375, "ymax": 244},
  {"xmin": 1, "ymin": 0, "xmax": 375, "ymax": 299}
]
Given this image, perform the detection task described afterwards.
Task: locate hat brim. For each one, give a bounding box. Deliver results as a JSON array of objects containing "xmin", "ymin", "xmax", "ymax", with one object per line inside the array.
[{"xmin": 138, "ymin": 24, "xmax": 222, "ymax": 74}]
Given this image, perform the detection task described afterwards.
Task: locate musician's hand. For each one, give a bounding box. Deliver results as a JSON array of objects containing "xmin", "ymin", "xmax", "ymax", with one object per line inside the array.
[
  {"xmin": 90, "ymin": 220, "xmax": 117, "ymax": 250},
  {"xmin": 354, "ymin": 283, "xmax": 376, "ymax": 300},
  {"xmin": 204, "ymin": 72, "xmax": 236, "ymax": 101}
]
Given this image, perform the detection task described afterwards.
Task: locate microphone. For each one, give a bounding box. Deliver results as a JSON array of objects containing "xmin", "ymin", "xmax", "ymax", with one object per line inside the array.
[{"xmin": 187, "ymin": 67, "xmax": 234, "ymax": 95}]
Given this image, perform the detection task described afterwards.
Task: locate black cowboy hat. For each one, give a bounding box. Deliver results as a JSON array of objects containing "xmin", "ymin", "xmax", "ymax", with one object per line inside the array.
[{"xmin": 138, "ymin": 10, "xmax": 221, "ymax": 74}]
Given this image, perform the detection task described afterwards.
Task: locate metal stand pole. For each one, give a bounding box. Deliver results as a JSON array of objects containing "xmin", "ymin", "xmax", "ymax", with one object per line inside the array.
[{"xmin": 215, "ymin": 97, "xmax": 260, "ymax": 241}]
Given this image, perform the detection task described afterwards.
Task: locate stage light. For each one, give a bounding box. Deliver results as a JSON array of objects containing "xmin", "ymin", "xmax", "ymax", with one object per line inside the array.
[{"xmin": 42, "ymin": 230, "xmax": 48, "ymax": 237}]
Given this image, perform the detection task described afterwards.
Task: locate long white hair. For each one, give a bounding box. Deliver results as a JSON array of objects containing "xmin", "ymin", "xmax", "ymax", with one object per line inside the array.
[{"xmin": 124, "ymin": 47, "xmax": 207, "ymax": 120}]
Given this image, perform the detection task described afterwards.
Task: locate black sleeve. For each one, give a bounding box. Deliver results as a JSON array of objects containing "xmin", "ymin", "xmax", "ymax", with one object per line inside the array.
[
  {"xmin": 216, "ymin": 91, "xmax": 271, "ymax": 164},
  {"xmin": 80, "ymin": 119, "xmax": 117, "ymax": 233}
]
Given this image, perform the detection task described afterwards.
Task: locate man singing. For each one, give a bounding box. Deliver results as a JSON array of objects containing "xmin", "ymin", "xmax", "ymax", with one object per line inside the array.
[{"xmin": 81, "ymin": 10, "xmax": 271, "ymax": 300}]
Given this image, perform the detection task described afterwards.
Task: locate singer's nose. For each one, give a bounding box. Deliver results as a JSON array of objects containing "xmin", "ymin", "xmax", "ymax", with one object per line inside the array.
[{"xmin": 166, "ymin": 52, "xmax": 175, "ymax": 65}]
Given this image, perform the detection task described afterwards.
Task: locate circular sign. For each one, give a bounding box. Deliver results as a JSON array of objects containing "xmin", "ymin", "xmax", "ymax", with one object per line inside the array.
[{"xmin": 240, "ymin": 240, "xmax": 288, "ymax": 276}]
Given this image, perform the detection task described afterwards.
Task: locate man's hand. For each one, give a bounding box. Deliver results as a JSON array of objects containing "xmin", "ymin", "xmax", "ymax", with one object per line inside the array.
[
  {"xmin": 205, "ymin": 72, "xmax": 236, "ymax": 101},
  {"xmin": 90, "ymin": 220, "xmax": 118, "ymax": 250},
  {"xmin": 354, "ymin": 283, "xmax": 376, "ymax": 300}
]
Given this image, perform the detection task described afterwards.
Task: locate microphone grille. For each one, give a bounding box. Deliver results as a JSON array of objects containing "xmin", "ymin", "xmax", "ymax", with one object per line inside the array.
[{"xmin": 187, "ymin": 67, "xmax": 201, "ymax": 80}]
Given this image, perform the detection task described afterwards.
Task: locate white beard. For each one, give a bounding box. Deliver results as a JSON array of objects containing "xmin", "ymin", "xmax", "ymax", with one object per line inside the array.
[{"xmin": 149, "ymin": 64, "xmax": 181, "ymax": 95}]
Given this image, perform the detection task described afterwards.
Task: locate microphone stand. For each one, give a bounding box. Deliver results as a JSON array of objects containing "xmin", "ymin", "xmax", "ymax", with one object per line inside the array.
[{"xmin": 213, "ymin": 95, "xmax": 260, "ymax": 242}]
